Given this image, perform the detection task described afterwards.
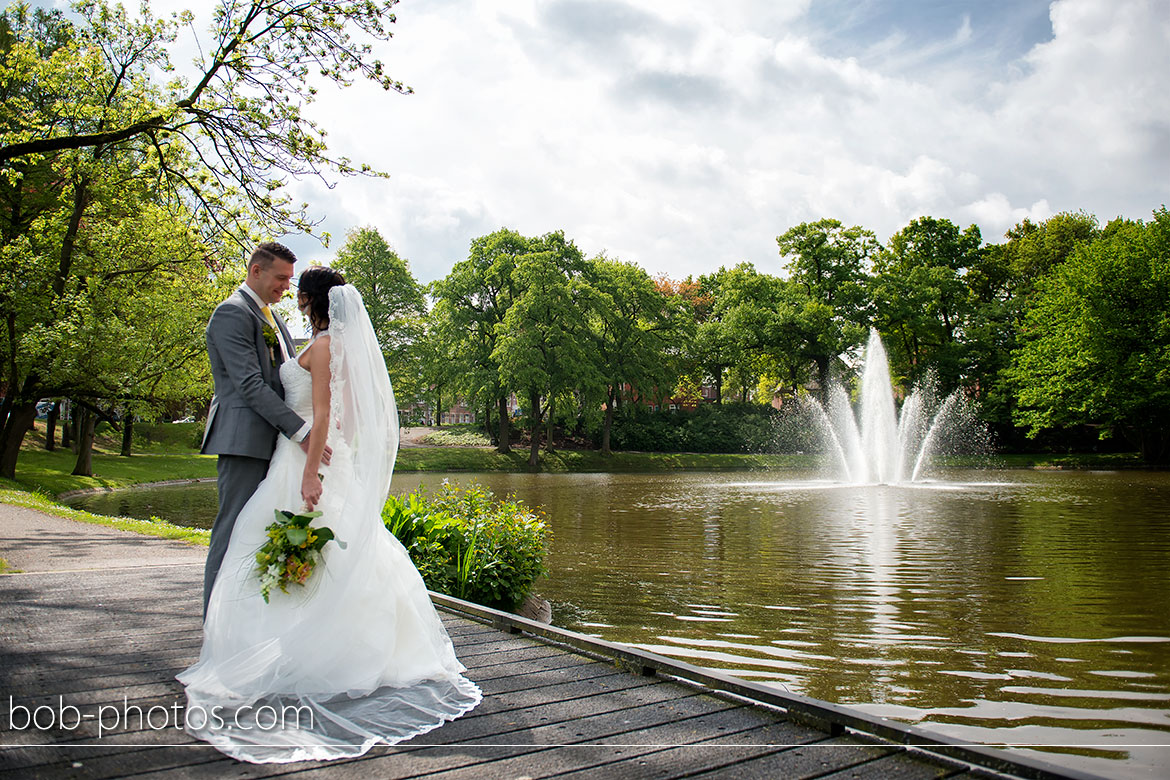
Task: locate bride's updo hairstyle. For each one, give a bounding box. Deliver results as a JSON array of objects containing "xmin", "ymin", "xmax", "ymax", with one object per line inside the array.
[{"xmin": 298, "ymin": 266, "xmax": 346, "ymax": 333}]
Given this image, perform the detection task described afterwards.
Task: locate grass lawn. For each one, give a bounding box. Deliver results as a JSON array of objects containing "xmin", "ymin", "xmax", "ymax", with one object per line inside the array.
[
  {"xmin": 977, "ymin": 451, "xmax": 1146, "ymax": 470},
  {"xmin": 9, "ymin": 418, "xmax": 1154, "ymax": 498},
  {"xmin": 12, "ymin": 447, "xmax": 217, "ymax": 497}
]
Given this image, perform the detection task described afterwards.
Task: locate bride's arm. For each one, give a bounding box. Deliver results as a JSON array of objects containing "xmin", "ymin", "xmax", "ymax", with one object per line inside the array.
[{"xmin": 301, "ymin": 335, "xmax": 332, "ymax": 509}]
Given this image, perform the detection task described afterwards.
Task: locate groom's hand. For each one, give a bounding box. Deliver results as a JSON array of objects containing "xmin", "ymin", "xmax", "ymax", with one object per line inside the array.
[{"xmin": 300, "ymin": 438, "xmax": 332, "ymax": 465}]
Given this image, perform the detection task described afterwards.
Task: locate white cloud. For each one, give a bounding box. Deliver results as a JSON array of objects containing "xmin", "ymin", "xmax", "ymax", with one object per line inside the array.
[
  {"xmin": 269, "ymin": 0, "xmax": 1170, "ymax": 274},
  {"xmin": 42, "ymin": 0, "xmax": 1167, "ymax": 278}
]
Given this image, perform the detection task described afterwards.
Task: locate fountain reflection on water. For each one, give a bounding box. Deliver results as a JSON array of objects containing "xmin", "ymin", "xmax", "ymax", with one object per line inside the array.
[{"xmin": 806, "ymin": 329, "xmax": 981, "ymax": 484}]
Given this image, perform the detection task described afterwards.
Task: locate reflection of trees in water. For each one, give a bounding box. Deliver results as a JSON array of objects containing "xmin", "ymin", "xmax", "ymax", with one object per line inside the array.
[{"xmin": 71, "ymin": 483, "xmax": 219, "ymax": 529}]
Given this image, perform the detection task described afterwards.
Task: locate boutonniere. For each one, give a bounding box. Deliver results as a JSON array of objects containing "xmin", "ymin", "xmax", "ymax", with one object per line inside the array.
[{"xmin": 262, "ymin": 324, "xmax": 280, "ymax": 366}]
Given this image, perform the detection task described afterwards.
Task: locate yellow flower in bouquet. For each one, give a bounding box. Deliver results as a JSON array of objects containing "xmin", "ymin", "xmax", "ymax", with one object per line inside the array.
[{"xmin": 255, "ymin": 509, "xmax": 344, "ymax": 603}]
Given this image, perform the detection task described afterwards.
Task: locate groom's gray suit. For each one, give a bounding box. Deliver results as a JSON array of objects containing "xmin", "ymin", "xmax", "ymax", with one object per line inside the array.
[{"xmin": 201, "ymin": 289, "xmax": 305, "ymax": 617}]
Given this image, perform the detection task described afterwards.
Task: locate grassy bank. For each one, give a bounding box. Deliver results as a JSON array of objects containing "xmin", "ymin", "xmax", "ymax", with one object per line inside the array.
[
  {"xmin": 946, "ymin": 452, "xmax": 1148, "ymax": 470},
  {"xmin": 6, "ymin": 430, "xmax": 1156, "ymax": 501},
  {"xmin": 395, "ymin": 448, "xmax": 820, "ymax": 473},
  {"xmin": 1, "ymin": 420, "xmax": 1155, "ymax": 543}
]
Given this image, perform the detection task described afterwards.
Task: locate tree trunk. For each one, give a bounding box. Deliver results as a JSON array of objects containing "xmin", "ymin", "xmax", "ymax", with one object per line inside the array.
[
  {"xmin": 45, "ymin": 401, "xmax": 59, "ymax": 451},
  {"xmin": 70, "ymin": 405, "xmax": 81, "ymax": 453},
  {"xmin": 714, "ymin": 369, "xmax": 723, "ymax": 405},
  {"xmin": 816, "ymin": 355, "xmax": 831, "ymax": 402},
  {"xmin": 120, "ymin": 414, "xmax": 134, "ymax": 457},
  {"xmin": 60, "ymin": 401, "xmax": 73, "ymax": 450},
  {"xmin": 601, "ymin": 390, "xmax": 615, "ymax": 456},
  {"xmin": 0, "ymin": 401, "xmax": 37, "ymax": 480},
  {"xmin": 71, "ymin": 406, "xmax": 97, "ymax": 477},
  {"xmin": 497, "ymin": 396, "xmax": 511, "ymax": 454},
  {"xmin": 435, "ymin": 386, "xmax": 443, "ymax": 427},
  {"xmin": 528, "ymin": 390, "xmax": 542, "ymax": 468},
  {"xmin": 545, "ymin": 398, "xmax": 555, "ymax": 453}
]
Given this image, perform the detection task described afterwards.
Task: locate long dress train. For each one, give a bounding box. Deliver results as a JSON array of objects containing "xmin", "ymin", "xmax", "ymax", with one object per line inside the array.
[{"xmin": 178, "ymin": 289, "xmax": 480, "ymax": 763}]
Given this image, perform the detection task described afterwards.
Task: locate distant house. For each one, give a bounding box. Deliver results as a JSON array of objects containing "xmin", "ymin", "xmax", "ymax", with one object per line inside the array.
[{"xmin": 403, "ymin": 393, "xmax": 521, "ymax": 426}]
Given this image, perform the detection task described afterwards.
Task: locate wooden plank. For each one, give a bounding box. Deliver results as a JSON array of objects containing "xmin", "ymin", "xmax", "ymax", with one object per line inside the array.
[
  {"xmin": 684, "ymin": 737, "xmax": 897, "ymax": 780},
  {"xmin": 293, "ymin": 710, "xmax": 829, "ymax": 780},
  {"xmin": 818, "ymin": 748, "xmax": 969, "ymax": 779}
]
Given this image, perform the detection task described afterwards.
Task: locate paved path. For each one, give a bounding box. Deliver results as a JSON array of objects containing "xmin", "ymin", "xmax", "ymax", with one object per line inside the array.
[{"xmin": 0, "ymin": 504, "xmax": 205, "ymax": 574}]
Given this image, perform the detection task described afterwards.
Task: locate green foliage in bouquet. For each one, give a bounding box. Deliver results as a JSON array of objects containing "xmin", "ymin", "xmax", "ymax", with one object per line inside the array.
[
  {"xmin": 255, "ymin": 510, "xmax": 342, "ymax": 603},
  {"xmin": 382, "ymin": 482, "xmax": 549, "ymax": 611}
]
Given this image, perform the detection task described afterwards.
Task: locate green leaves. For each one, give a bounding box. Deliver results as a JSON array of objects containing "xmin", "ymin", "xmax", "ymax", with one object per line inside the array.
[
  {"xmin": 331, "ymin": 226, "xmax": 427, "ymax": 402},
  {"xmin": 1010, "ymin": 209, "xmax": 1170, "ymax": 460},
  {"xmin": 382, "ymin": 482, "xmax": 549, "ymax": 610}
]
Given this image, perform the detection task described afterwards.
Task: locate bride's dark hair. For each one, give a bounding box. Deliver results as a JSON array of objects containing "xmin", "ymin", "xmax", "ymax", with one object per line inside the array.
[{"xmin": 298, "ymin": 266, "xmax": 346, "ymax": 333}]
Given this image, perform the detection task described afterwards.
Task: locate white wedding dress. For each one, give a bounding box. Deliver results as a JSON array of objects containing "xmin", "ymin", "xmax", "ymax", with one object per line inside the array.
[{"xmin": 178, "ymin": 286, "xmax": 481, "ymax": 763}]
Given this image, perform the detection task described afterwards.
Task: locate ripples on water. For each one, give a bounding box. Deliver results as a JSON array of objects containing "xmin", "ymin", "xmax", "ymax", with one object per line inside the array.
[{"xmin": 405, "ymin": 469, "xmax": 1170, "ymax": 779}]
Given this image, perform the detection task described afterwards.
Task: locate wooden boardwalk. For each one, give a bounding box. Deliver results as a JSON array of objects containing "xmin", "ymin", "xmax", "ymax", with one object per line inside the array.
[{"xmin": 0, "ymin": 562, "xmax": 1101, "ymax": 780}]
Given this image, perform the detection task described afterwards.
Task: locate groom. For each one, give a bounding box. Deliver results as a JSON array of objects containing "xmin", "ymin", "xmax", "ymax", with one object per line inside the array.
[{"xmin": 200, "ymin": 242, "xmax": 327, "ymax": 618}]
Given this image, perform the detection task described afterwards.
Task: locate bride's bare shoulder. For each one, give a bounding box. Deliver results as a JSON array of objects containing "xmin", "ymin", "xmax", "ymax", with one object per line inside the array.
[{"xmin": 301, "ymin": 333, "xmax": 332, "ymax": 374}]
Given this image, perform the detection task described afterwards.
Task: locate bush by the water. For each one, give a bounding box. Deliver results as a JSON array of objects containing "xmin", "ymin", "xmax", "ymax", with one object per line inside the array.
[
  {"xmin": 382, "ymin": 482, "xmax": 549, "ymax": 611},
  {"xmin": 607, "ymin": 402, "xmax": 799, "ymax": 453}
]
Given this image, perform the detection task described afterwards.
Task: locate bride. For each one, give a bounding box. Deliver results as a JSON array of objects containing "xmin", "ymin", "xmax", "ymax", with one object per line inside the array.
[{"xmin": 178, "ymin": 267, "xmax": 481, "ymax": 763}]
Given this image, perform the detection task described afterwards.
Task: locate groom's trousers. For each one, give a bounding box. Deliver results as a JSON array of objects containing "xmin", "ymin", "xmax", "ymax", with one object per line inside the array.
[{"xmin": 203, "ymin": 454, "xmax": 270, "ymax": 619}]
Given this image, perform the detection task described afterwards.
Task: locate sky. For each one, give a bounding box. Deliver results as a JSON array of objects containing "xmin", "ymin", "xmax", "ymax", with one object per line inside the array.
[{"xmin": 36, "ymin": 0, "xmax": 1170, "ymax": 284}]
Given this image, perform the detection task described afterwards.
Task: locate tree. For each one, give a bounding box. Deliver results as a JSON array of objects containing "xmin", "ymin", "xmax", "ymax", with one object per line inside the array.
[
  {"xmin": 429, "ymin": 228, "xmax": 530, "ymax": 454},
  {"xmin": 330, "ymin": 227, "xmax": 426, "ymax": 403},
  {"xmin": 1010, "ymin": 209, "xmax": 1170, "ymax": 461},
  {"xmin": 870, "ymin": 217, "xmax": 983, "ymax": 393},
  {"xmin": 965, "ymin": 212, "xmax": 1101, "ymax": 437},
  {"xmin": 0, "ymin": 0, "xmax": 410, "ymax": 478},
  {"xmin": 685, "ymin": 266, "xmax": 752, "ymax": 404},
  {"xmin": 587, "ymin": 257, "xmax": 683, "ymax": 454},
  {"xmin": 687, "ymin": 263, "xmax": 802, "ymax": 405},
  {"xmin": 493, "ymin": 231, "xmax": 599, "ymax": 468},
  {"xmin": 11, "ymin": 193, "xmax": 226, "ymax": 475},
  {"xmin": 0, "ymin": 0, "xmax": 410, "ymax": 233},
  {"xmin": 776, "ymin": 218, "xmax": 878, "ymax": 394}
]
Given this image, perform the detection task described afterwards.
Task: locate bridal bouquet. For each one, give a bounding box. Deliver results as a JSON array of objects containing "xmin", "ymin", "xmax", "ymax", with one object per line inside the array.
[{"xmin": 255, "ymin": 509, "xmax": 343, "ymax": 603}]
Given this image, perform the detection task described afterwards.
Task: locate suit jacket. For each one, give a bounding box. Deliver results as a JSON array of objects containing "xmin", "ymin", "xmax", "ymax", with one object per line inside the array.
[{"xmin": 201, "ymin": 289, "xmax": 305, "ymax": 459}]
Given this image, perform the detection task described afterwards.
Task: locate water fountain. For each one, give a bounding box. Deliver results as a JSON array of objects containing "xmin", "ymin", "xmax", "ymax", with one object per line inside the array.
[{"xmin": 807, "ymin": 329, "xmax": 976, "ymax": 484}]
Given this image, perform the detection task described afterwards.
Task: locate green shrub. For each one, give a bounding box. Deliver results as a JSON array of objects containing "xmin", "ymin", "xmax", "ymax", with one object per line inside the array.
[
  {"xmin": 607, "ymin": 402, "xmax": 789, "ymax": 453},
  {"xmin": 382, "ymin": 481, "xmax": 549, "ymax": 611}
]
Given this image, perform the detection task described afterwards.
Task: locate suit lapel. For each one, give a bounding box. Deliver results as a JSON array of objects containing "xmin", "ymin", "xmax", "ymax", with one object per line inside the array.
[{"xmin": 237, "ymin": 289, "xmax": 286, "ymax": 366}]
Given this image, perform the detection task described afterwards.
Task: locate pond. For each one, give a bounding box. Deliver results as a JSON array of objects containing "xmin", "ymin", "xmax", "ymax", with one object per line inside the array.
[{"xmin": 67, "ymin": 469, "xmax": 1170, "ymax": 778}]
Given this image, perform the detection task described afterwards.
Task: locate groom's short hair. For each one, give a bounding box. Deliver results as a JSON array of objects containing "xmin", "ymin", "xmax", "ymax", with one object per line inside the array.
[{"xmin": 250, "ymin": 242, "xmax": 297, "ymax": 270}]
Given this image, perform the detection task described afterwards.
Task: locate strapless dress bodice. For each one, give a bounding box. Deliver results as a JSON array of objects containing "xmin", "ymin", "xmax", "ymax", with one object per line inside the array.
[{"xmin": 279, "ymin": 358, "xmax": 314, "ymax": 419}]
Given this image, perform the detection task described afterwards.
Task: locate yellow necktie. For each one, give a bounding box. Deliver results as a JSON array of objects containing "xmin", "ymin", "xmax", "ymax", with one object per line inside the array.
[{"xmin": 260, "ymin": 304, "xmax": 277, "ymax": 330}]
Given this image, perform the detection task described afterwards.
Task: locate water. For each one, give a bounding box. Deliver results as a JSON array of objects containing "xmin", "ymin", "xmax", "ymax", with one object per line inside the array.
[{"xmin": 67, "ymin": 469, "xmax": 1170, "ymax": 777}]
